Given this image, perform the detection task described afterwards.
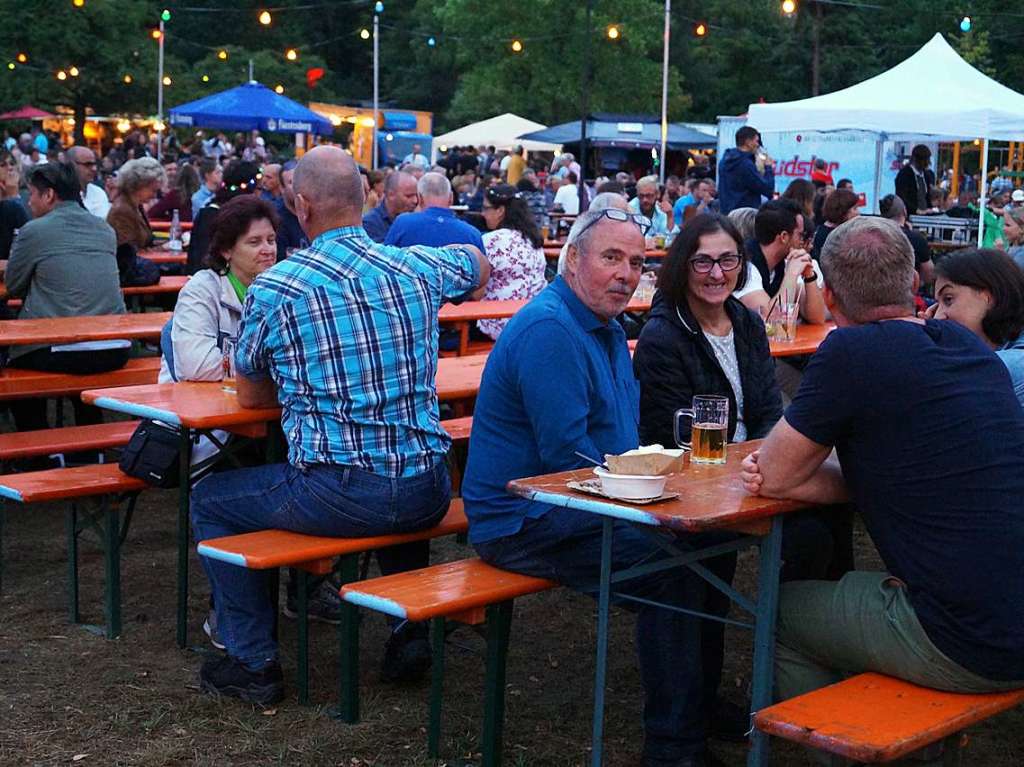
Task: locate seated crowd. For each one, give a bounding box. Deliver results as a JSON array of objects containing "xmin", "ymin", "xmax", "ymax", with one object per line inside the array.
[{"xmin": 3, "ymin": 123, "xmax": 1024, "ymax": 767}]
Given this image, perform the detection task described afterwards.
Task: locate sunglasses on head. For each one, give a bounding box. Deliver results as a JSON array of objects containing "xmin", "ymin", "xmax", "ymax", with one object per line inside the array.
[{"xmin": 575, "ymin": 208, "xmax": 653, "ymax": 238}]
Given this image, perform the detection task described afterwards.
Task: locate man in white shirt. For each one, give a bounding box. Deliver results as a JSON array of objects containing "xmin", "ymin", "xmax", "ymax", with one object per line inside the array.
[
  {"xmin": 402, "ymin": 143, "xmax": 429, "ymax": 169},
  {"xmin": 66, "ymin": 145, "xmax": 111, "ymax": 219},
  {"xmin": 553, "ymin": 171, "xmax": 584, "ymax": 215}
]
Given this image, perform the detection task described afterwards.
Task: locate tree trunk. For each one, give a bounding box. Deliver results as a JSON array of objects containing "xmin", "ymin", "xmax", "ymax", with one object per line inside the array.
[{"xmin": 73, "ymin": 98, "xmax": 86, "ymax": 146}]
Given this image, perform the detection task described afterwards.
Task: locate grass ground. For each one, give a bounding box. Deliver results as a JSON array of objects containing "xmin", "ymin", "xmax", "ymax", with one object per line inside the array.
[{"xmin": 1, "ymin": 488, "xmax": 1022, "ymax": 766}]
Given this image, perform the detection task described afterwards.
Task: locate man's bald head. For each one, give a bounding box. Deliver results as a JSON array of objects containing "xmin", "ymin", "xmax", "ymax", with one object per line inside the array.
[
  {"xmin": 67, "ymin": 145, "xmax": 98, "ymax": 186},
  {"xmin": 292, "ymin": 146, "xmax": 365, "ymax": 237}
]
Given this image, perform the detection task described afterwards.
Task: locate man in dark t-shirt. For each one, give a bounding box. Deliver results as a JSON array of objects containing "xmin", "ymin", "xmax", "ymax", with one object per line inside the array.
[{"xmin": 742, "ymin": 217, "xmax": 1024, "ymax": 705}]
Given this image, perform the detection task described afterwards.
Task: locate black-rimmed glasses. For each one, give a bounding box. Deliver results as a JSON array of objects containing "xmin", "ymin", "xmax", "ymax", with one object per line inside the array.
[
  {"xmin": 575, "ymin": 208, "xmax": 653, "ymax": 238},
  {"xmin": 689, "ymin": 254, "xmax": 742, "ymax": 274}
]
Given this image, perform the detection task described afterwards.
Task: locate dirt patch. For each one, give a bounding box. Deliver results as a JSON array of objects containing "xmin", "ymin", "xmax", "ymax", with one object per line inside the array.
[{"xmin": 1, "ymin": 491, "xmax": 1021, "ymax": 766}]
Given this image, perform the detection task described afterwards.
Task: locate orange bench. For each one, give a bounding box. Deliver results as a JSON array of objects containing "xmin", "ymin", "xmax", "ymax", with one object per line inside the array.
[
  {"xmin": 340, "ymin": 559, "xmax": 556, "ymax": 767},
  {"xmin": 0, "ymin": 463, "xmax": 147, "ymax": 639},
  {"xmin": 754, "ymin": 672, "xmax": 1024, "ymax": 764},
  {"xmin": 0, "ymin": 356, "xmax": 161, "ymax": 401},
  {"xmin": 197, "ymin": 500, "xmax": 470, "ymax": 707},
  {"xmin": 0, "ymin": 420, "xmax": 140, "ymax": 463}
]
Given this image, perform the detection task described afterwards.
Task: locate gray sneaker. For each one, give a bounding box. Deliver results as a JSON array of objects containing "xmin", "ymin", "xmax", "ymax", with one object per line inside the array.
[{"xmin": 203, "ymin": 609, "xmax": 226, "ymax": 650}]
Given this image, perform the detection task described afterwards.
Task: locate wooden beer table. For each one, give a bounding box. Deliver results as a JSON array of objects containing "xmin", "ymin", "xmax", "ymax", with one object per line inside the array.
[
  {"xmin": 0, "ymin": 312, "xmax": 171, "ymax": 346},
  {"xmin": 82, "ymin": 357, "xmax": 494, "ymax": 645},
  {"xmin": 138, "ymin": 248, "xmax": 188, "ymax": 265},
  {"xmin": 149, "ymin": 220, "xmax": 193, "ymax": 232},
  {"xmin": 769, "ymin": 322, "xmax": 834, "ymax": 357},
  {"xmin": 439, "ymin": 297, "xmax": 654, "ymax": 357},
  {"xmin": 507, "ymin": 441, "xmax": 808, "ymax": 767}
]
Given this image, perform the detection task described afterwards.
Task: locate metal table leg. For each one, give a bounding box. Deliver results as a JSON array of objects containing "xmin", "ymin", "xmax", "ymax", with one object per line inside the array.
[
  {"xmin": 748, "ymin": 517, "xmax": 783, "ymax": 767},
  {"xmin": 590, "ymin": 516, "xmax": 614, "ymax": 767}
]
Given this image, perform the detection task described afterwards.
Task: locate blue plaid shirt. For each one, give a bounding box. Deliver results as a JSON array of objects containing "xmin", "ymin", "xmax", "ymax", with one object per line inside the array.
[{"xmin": 235, "ymin": 225, "xmax": 480, "ymax": 477}]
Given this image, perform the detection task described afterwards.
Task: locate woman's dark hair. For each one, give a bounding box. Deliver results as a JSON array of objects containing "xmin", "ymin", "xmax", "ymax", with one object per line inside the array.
[
  {"xmin": 515, "ymin": 177, "xmax": 537, "ymax": 193},
  {"xmin": 935, "ymin": 248, "xmax": 1024, "ymax": 346},
  {"xmin": 657, "ymin": 213, "xmax": 747, "ymax": 309},
  {"xmin": 782, "ymin": 178, "xmax": 815, "ymax": 219},
  {"xmin": 822, "ymin": 188, "xmax": 860, "ymax": 225},
  {"xmin": 212, "ymin": 160, "xmax": 261, "ymax": 205},
  {"xmin": 486, "ymin": 183, "xmax": 542, "ymax": 248},
  {"xmin": 177, "ymin": 163, "xmax": 200, "ymax": 203},
  {"xmin": 206, "ymin": 195, "xmax": 280, "ymax": 272},
  {"xmin": 27, "ymin": 161, "xmax": 81, "ymax": 203}
]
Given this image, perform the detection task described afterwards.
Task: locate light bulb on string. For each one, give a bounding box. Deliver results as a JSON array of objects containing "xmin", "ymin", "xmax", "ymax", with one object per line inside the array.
[
  {"xmin": 693, "ymin": 21, "xmax": 708, "ymax": 37},
  {"xmin": 56, "ymin": 70, "xmax": 67, "ymax": 80},
  {"xmin": 259, "ymin": 10, "xmax": 272, "ymax": 25},
  {"xmin": 69, "ymin": 66, "xmax": 79, "ymax": 77},
  {"xmin": 374, "ymin": 2, "xmax": 384, "ymax": 13},
  {"xmin": 960, "ymin": 16, "xmax": 972, "ymax": 32},
  {"xmin": 360, "ymin": 28, "xmax": 370, "ymax": 40},
  {"xmin": 162, "ymin": 75, "xmax": 172, "ymax": 86},
  {"xmin": 16, "ymin": 53, "xmax": 27, "ymax": 63},
  {"xmin": 607, "ymin": 25, "xmax": 620, "ymax": 40},
  {"xmin": 123, "ymin": 74, "xmax": 133, "ymax": 84},
  {"xmin": 286, "ymin": 48, "xmax": 298, "ymax": 61},
  {"xmin": 217, "ymin": 49, "xmax": 228, "ymax": 60},
  {"xmin": 782, "ymin": 0, "xmax": 797, "ymax": 15},
  {"xmin": 427, "ymin": 36, "xmax": 436, "ymax": 47},
  {"xmin": 511, "ymin": 39, "xmax": 523, "ymax": 53},
  {"xmin": 274, "ymin": 84, "xmax": 285, "ymax": 94},
  {"xmin": 202, "ymin": 74, "xmax": 210, "ymax": 82},
  {"xmin": 6, "ymin": 63, "xmax": 14, "ymax": 71}
]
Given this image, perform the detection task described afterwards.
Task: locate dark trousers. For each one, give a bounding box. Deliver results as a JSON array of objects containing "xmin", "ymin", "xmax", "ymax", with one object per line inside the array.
[{"xmin": 8, "ymin": 345, "xmax": 131, "ymax": 432}]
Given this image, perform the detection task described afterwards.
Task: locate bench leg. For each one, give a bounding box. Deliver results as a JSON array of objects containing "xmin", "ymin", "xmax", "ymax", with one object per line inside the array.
[
  {"xmin": 102, "ymin": 502, "xmax": 122, "ymax": 640},
  {"xmin": 748, "ymin": 517, "xmax": 784, "ymax": 767},
  {"xmin": 66, "ymin": 505, "xmax": 80, "ymax": 624},
  {"xmin": 296, "ymin": 568, "xmax": 310, "ymax": 705},
  {"xmin": 427, "ymin": 616, "xmax": 446, "ymax": 759},
  {"xmin": 176, "ymin": 429, "xmax": 193, "ymax": 649},
  {"xmin": 481, "ymin": 600, "xmax": 514, "ymax": 767},
  {"xmin": 336, "ymin": 554, "xmax": 360, "ymax": 723}
]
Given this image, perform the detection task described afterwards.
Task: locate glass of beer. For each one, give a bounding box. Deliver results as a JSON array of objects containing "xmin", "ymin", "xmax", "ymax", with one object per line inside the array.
[
  {"xmin": 221, "ymin": 338, "xmax": 237, "ymax": 393},
  {"xmin": 674, "ymin": 395, "xmax": 729, "ymax": 464}
]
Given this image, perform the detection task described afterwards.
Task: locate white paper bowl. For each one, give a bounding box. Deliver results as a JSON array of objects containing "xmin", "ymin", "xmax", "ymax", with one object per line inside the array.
[{"xmin": 593, "ymin": 467, "xmax": 669, "ymax": 500}]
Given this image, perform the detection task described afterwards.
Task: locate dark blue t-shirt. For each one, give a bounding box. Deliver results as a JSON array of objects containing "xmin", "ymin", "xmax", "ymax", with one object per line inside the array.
[{"xmin": 786, "ymin": 319, "xmax": 1024, "ymax": 681}]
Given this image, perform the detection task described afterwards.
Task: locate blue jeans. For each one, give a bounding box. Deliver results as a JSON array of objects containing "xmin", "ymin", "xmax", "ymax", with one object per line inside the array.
[
  {"xmin": 474, "ymin": 509, "xmax": 736, "ymax": 763},
  {"xmin": 191, "ymin": 460, "xmax": 450, "ymax": 668}
]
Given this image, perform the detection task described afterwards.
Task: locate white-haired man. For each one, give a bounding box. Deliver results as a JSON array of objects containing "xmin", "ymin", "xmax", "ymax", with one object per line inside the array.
[{"xmin": 384, "ymin": 171, "xmax": 484, "ymax": 253}]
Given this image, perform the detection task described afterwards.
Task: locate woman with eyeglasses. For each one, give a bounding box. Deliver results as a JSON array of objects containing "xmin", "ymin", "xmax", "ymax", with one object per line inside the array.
[
  {"xmin": 634, "ymin": 214, "xmax": 852, "ymax": 582},
  {"xmin": 477, "ymin": 184, "xmax": 547, "ymax": 340}
]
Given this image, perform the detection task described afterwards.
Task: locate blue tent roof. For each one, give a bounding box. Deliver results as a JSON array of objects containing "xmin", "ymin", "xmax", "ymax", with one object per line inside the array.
[
  {"xmin": 169, "ymin": 81, "xmax": 333, "ymax": 136},
  {"xmin": 518, "ymin": 114, "xmax": 715, "ymax": 149}
]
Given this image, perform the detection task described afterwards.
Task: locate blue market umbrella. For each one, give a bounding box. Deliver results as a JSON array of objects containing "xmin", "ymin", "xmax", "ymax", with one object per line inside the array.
[
  {"xmin": 169, "ymin": 81, "xmax": 333, "ymax": 136},
  {"xmin": 519, "ymin": 114, "xmax": 715, "ymax": 149}
]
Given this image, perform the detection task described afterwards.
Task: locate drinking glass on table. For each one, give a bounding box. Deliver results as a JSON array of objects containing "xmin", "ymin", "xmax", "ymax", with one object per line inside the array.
[
  {"xmin": 221, "ymin": 338, "xmax": 237, "ymax": 393},
  {"xmin": 761, "ymin": 301, "xmax": 798, "ymax": 343},
  {"xmin": 675, "ymin": 395, "xmax": 729, "ymax": 464}
]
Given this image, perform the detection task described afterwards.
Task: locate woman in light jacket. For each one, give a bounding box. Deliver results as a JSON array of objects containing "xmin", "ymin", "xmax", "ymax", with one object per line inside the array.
[{"xmin": 159, "ymin": 194, "xmax": 277, "ymax": 383}]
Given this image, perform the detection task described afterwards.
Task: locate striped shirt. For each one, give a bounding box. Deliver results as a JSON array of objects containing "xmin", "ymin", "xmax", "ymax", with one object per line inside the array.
[{"xmin": 235, "ymin": 225, "xmax": 479, "ymax": 477}]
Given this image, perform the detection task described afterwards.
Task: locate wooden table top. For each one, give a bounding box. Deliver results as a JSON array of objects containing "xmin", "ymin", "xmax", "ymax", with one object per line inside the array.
[
  {"xmin": 0, "ymin": 312, "xmax": 171, "ymax": 346},
  {"xmin": 122, "ymin": 275, "xmax": 189, "ymax": 295},
  {"xmin": 769, "ymin": 322, "xmax": 834, "ymax": 357},
  {"xmin": 139, "ymin": 248, "xmax": 188, "ymax": 265},
  {"xmin": 438, "ymin": 296, "xmax": 652, "ymax": 324},
  {"xmin": 149, "ymin": 220, "xmax": 193, "ymax": 231},
  {"xmin": 507, "ymin": 441, "xmax": 806, "ymax": 535},
  {"xmin": 83, "ymin": 354, "xmax": 495, "ymax": 429}
]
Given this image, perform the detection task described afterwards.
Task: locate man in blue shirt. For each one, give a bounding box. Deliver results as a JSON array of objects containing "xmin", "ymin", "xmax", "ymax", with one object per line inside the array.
[
  {"xmin": 362, "ymin": 170, "xmax": 418, "ymax": 243},
  {"xmin": 743, "ymin": 217, "xmax": 1024, "ymax": 714},
  {"xmin": 384, "ymin": 172, "xmax": 484, "ymax": 252},
  {"xmin": 190, "ymin": 146, "xmax": 489, "ymax": 704},
  {"xmin": 463, "ymin": 208, "xmax": 740, "ymax": 767},
  {"xmin": 717, "ymin": 125, "xmax": 775, "ymax": 215}
]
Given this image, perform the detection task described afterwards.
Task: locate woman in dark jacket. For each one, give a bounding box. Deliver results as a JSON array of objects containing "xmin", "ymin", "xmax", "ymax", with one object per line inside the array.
[
  {"xmin": 634, "ymin": 214, "xmax": 782, "ymax": 447},
  {"xmin": 634, "ymin": 213, "xmax": 852, "ymax": 583}
]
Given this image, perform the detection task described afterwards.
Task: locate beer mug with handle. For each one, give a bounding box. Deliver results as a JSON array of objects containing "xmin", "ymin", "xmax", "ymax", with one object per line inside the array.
[{"xmin": 675, "ymin": 395, "xmax": 729, "ymax": 464}]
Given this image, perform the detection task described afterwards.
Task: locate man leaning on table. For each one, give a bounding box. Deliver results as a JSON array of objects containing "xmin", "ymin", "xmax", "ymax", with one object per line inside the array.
[
  {"xmin": 463, "ymin": 206, "xmax": 745, "ymax": 767},
  {"xmin": 189, "ymin": 145, "xmax": 489, "ymax": 704},
  {"xmin": 741, "ymin": 217, "xmax": 1024, "ymax": 751}
]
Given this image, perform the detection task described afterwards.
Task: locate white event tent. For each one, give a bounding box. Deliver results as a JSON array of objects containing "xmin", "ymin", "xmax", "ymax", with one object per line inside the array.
[
  {"xmin": 747, "ymin": 33, "xmax": 1024, "ymax": 241},
  {"xmin": 431, "ymin": 113, "xmax": 561, "ymax": 158}
]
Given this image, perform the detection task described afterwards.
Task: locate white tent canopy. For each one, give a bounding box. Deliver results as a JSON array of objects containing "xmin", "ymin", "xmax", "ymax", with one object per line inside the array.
[
  {"xmin": 431, "ymin": 113, "xmax": 561, "ymax": 156},
  {"xmin": 747, "ymin": 34, "xmax": 1024, "ymax": 142}
]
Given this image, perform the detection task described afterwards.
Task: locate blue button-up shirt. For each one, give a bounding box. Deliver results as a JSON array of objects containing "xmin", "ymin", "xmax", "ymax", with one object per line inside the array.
[
  {"xmin": 191, "ymin": 186, "xmax": 214, "ymax": 221},
  {"xmin": 384, "ymin": 206, "xmax": 485, "ymax": 251},
  {"xmin": 462, "ymin": 277, "xmax": 640, "ymax": 544},
  {"xmin": 235, "ymin": 226, "xmax": 480, "ymax": 477}
]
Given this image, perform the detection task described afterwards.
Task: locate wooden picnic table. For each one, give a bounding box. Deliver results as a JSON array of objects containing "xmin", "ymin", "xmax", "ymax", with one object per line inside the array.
[
  {"xmin": 122, "ymin": 275, "xmax": 189, "ymax": 296},
  {"xmin": 543, "ymin": 246, "xmax": 668, "ymax": 260},
  {"xmin": 148, "ymin": 220, "xmax": 193, "ymax": 232},
  {"xmin": 0, "ymin": 311, "xmax": 172, "ymax": 347},
  {"xmin": 438, "ymin": 297, "xmax": 654, "ymax": 356},
  {"xmin": 507, "ymin": 441, "xmax": 808, "ymax": 767},
  {"xmin": 138, "ymin": 248, "xmax": 188, "ymax": 265},
  {"xmin": 769, "ymin": 322, "xmax": 834, "ymax": 357}
]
